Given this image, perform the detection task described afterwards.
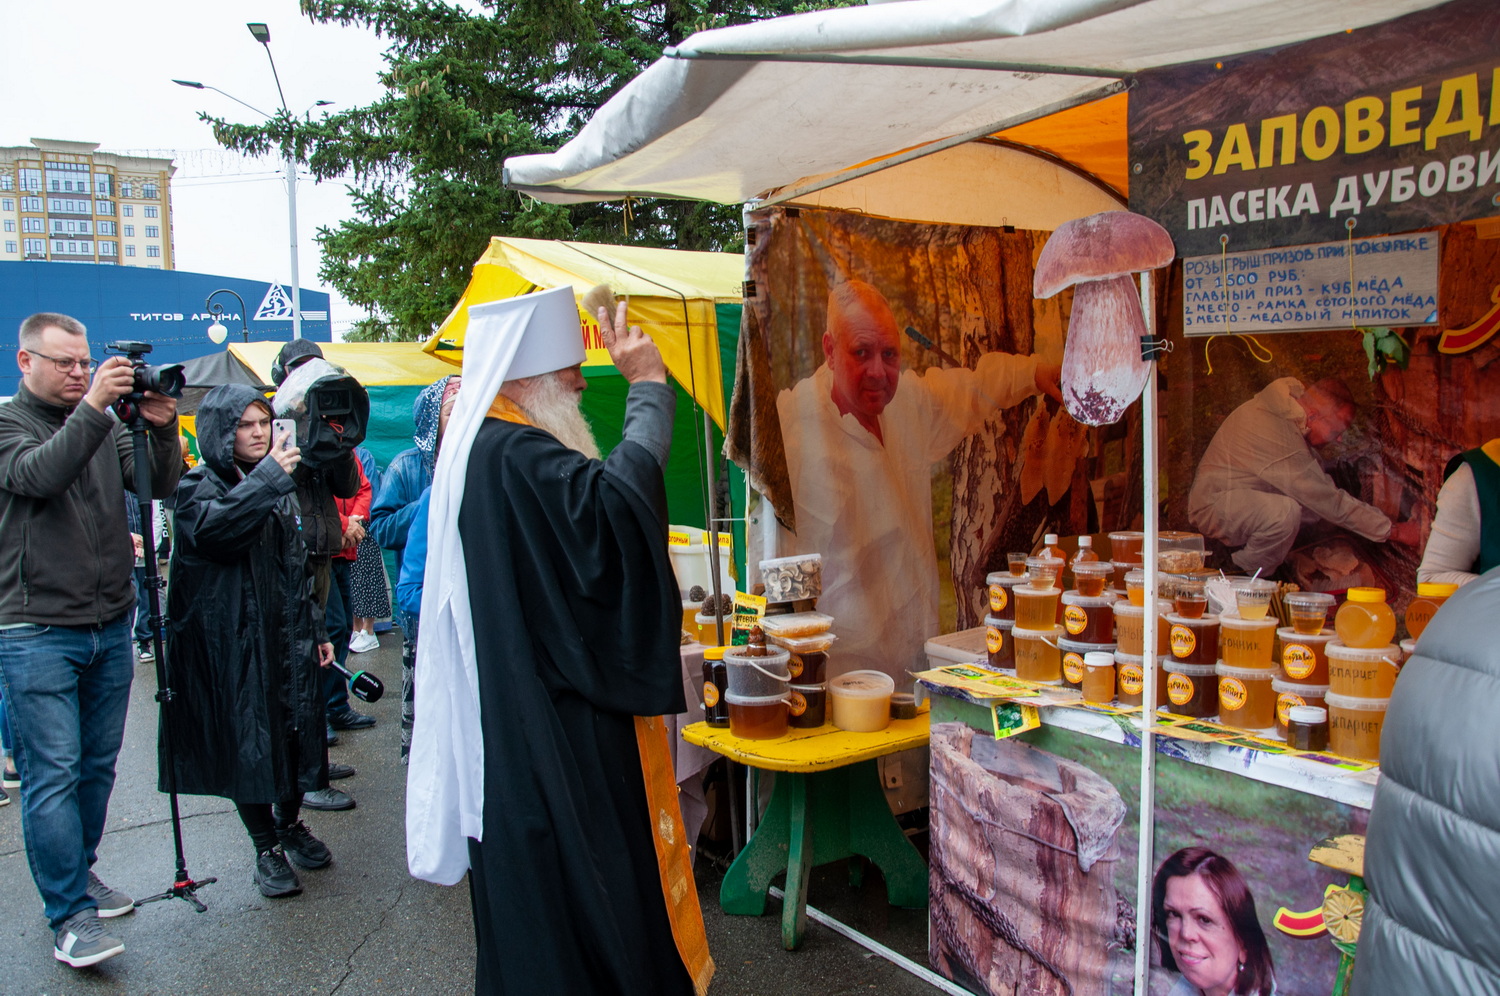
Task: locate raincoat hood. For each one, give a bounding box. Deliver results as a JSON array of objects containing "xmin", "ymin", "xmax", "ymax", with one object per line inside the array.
[{"xmin": 197, "ymin": 384, "xmax": 272, "ymax": 479}]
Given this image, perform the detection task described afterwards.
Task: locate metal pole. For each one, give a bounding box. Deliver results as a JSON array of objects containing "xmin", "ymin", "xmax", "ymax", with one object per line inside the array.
[
  {"xmin": 1133, "ymin": 269, "xmax": 1160, "ymax": 996},
  {"xmin": 287, "ymin": 151, "xmax": 301, "ymax": 339}
]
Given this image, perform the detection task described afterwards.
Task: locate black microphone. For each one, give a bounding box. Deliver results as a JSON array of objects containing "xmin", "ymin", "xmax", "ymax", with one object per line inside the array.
[{"xmin": 331, "ymin": 660, "xmax": 384, "ymax": 703}]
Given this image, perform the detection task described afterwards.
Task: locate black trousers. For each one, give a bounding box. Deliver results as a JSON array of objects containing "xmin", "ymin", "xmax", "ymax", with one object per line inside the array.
[{"xmin": 236, "ymin": 799, "xmax": 303, "ymax": 852}]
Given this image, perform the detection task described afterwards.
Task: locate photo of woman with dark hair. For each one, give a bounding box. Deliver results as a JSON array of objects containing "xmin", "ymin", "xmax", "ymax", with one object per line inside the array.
[{"xmin": 1153, "ymin": 847, "xmax": 1277, "ymax": 996}]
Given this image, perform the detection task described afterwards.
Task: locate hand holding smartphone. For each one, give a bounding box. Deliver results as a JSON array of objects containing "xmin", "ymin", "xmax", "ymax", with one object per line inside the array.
[{"xmin": 272, "ymin": 418, "xmax": 297, "ymax": 449}]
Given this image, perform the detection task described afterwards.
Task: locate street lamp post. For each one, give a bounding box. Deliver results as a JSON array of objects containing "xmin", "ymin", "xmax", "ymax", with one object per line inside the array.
[{"xmin": 205, "ymin": 288, "xmax": 251, "ymax": 343}]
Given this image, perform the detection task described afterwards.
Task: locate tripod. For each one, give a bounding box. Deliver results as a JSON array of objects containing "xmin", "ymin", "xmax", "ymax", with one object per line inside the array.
[{"xmin": 123, "ymin": 407, "xmax": 217, "ymax": 913}]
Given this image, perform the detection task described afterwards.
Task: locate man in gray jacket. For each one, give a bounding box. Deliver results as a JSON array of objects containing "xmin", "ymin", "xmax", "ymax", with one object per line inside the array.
[{"xmin": 0, "ymin": 313, "xmax": 180, "ymax": 968}]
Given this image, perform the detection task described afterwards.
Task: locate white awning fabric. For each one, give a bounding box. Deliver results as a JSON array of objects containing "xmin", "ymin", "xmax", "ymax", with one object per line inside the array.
[{"xmin": 504, "ymin": 0, "xmax": 1444, "ymax": 209}]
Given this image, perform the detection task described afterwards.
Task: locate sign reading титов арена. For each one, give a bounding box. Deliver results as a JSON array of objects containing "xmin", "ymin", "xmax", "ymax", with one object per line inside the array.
[{"xmin": 1182, "ymin": 233, "xmax": 1439, "ymax": 336}]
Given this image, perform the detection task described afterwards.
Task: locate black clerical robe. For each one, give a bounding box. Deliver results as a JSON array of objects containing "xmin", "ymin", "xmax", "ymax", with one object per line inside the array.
[{"xmin": 459, "ymin": 406, "xmax": 709, "ymax": 996}]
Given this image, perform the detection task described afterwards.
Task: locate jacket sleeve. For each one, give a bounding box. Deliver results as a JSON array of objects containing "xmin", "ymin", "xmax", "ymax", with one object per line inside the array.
[
  {"xmin": 912, "ymin": 351, "xmax": 1042, "ymax": 463},
  {"xmin": 369, "ymin": 454, "xmax": 424, "ymax": 551},
  {"xmin": 1418, "ymin": 464, "xmax": 1481, "ymax": 586},
  {"xmin": 337, "ymin": 461, "xmax": 374, "ymax": 532},
  {"xmin": 0, "ymin": 402, "xmax": 117, "ymax": 498},
  {"xmin": 394, "ymin": 488, "xmax": 431, "ymax": 617},
  {"xmin": 175, "ymin": 460, "xmax": 299, "ymax": 564}
]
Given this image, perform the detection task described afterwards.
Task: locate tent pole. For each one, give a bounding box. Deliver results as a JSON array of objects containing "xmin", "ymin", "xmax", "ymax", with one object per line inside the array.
[{"xmin": 1133, "ymin": 269, "xmax": 1159, "ymax": 996}]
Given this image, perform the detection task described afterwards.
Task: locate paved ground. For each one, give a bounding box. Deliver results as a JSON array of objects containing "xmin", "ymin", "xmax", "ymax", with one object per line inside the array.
[{"xmin": 0, "ymin": 633, "xmax": 943, "ymax": 995}]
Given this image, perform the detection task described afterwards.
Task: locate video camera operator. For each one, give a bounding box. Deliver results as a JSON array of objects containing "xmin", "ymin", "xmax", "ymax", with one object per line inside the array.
[
  {"xmin": 268, "ymin": 341, "xmax": 367, "ymax": 812},
  {"xmin": 0, "ymin": 313, "xmax": 180, "ymax": 968}
]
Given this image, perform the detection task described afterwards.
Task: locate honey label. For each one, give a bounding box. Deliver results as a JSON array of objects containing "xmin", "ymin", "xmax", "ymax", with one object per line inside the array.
[
  {"xmin": 787, "ymin": 655, "xmax": 805, "ymax": 679},
  {"xmin": 787, "ymin": 690, "xmax": 808, "ymax": 717},
  {"xmin": 703, "ymin": 680, "xmax": 720, "ymax": 708},
  {"xmin": 1167, "ymin": 672, "xmax": 1196, "ymax": 706},
  {"xmin": 986, "ymin": 626, "xmax": 1004, "ymax": 653},
  {"xmin": 1063, "ymin": 653, "xmax": 1086, "ymax": 684},
  {"xmin": 1283, "ymin": 644, "xmax": 1317, "ymax": 679},
  {"xmin": 1276, "ymin": 691, "xmax": 1306, "ymax": 726},
  {"xmin": 1064, "ymin": 605, "xmax": 1089, "ymax": 636},
  {"xmin": 1119, "ymin": 663, "xmax": 1145, "ymax": 695},
  {"xmin": 1170, "ymin": 624, "xmax": 1196, "ymax": 658},
  {"xmin": 989, "ymin": 584, "xmax": 1009, "ymax": 613},
  {"xmin": 668, "ymin": 531, "xmax": 692, "ymax": 547},
  {"xmin": 1219, "ymin": 676, "xmax": 1248, "ymax": 712}
]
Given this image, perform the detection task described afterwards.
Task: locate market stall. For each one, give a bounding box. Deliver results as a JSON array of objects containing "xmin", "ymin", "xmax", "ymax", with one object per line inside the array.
[{"xmin": 503, "ymin": 1, "xmax": 1496, "ymax": 993}]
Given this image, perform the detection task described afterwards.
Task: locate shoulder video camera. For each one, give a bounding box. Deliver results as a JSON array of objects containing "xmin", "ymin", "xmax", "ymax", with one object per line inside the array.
[{"xmin": 105, "ymin": 341, "xmax": 186, "ymax": 422}]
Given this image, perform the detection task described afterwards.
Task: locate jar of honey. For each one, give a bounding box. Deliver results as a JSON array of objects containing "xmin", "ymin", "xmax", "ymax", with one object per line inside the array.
[
  {"xmin": 702, "ymin": 646, "xmax": 730, "ymax": 727},
  {"xmin": 768, "ymin": 632, "xmax": 836, "ymax": 684},
  {"xmin": 1014, "ymin": 586, "xmax": 1062, "ymax": 630},
  {"xmin": 1217, "ymin": 613, "xmax": 1278, "ymax": 669},
  {"xmin": 1286, "ymin": 705, "xmax": 1330, "ymax": 752},
  {"xmin": 1215, "ymin": 663, "xmax": 1276, "ymax": 731},
  {"xmin": 985, "ymin": 571, "xmax": 1031, "ymax": 623},
  {"xmin": 1334, "ymin": 587, "xmax": 1397, "ymax": 648},
  {"xmin": 1025, "ymin": 556, "xmax": 1064, "ymax": 591},
  {"xmin": 1271, "ymin": 678, "xmax": 1328, "ymax": 739},
  {"xmin": 725, "ymin": 691, "xmax": 789, "ymax": 739},
  {"xmin": 1404, "ymin": 581, "xmax": 1458, "ymax": 641},
  {"xmin": 1167, "ymin": 613, "xmax": 1220, "ymax": 667},
  {"xmin": 1061, "ymin": 591, "xmax": 1118, "ymax": 644},
  {"xmin": 1172, "ymin": 579, "xmax": 1208, "ymax": 619},
  {"xmin": 1163, "ymin": 661, "xmax": 1218, "ymax": 718},
  {"xmin": 1283, "ymin": 591, "xmax": 1335, "ymax": 635},
  {"xmin": 1325, "ymin": 692, "xmax": 1389, "ymax": 762},
  {"xmin": 1326, "ymin": 642, "xmax": 1401, "ymax": 698},
  {"xmin": 1071, "ymin": 561, "xmax": 1114, "ymax": 598},
  {"xmin": 1059, "ymin": 637, "xmax": 1112, "ymax": 689},
  {"xmin": 1080, "ymin": 651, "xmax": 1115, "ymax": 704},
  {"xmin": 1114, "ymin": 651, "xmax": 1170, "ymax": 708},
  {"xmin": 1114, "ymin": 599, "xmax": 1171, "ymax": 657},
  {"xmin": 1013, "ymin": 625, "xmax": 1064, "ymax": 684},
  {"xmin": 787, "ymin": 683, "xmax": 827, "ymax": 728},
  {"xmin": 985, "ymin": 615, "xmax": 1016, "ymax": 671},
  {"xmin": 1276, "ymin": 627, "xmax": 1335, "ymax": 685},
  {"xmin": 1107, "ymin": 530, "xmax": 1145, "ymax": 565},
  {"xmin": 694, "ymin": 611, "xmax": 727, "ymax": 647}
]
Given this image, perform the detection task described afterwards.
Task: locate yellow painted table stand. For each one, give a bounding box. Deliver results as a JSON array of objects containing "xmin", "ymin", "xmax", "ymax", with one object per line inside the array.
[{"xmin": 682, "ymin": 715, "xmax": 931, "ymax": 950}]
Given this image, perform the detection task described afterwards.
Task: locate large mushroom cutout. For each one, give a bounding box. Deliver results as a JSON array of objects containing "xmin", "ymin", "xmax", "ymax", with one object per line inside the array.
[{"xmin": 1034, "ymin": 211, "xmax": 1175, "ymax": 426}]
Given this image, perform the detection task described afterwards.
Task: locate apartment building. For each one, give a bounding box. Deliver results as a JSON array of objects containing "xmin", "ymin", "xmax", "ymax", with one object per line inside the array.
[{"xmin": 0, "ymin": 138, "xmax": 175, "ymax": 268}]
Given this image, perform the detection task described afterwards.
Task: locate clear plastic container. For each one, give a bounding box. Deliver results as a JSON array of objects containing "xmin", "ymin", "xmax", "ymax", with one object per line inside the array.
[
  {"xmin": 1062, "ymin": 591, "xmax": 1118, "ymax": 644},
  {"xmin": 1107, "ymin": 531, "xmax": 1145, "ymax": 564},
  {"xmin": 1059, "ymin": 637, "xmax": 1114, "ymax": 690},
  {"xmin": 768, "ymin": 632, "xmax": 836, "ymax": 683},
  {"xmin": 1082, "ymin": 650, "xmax": 1116, "ymax": 704},
  {"xmin": 681, "ymin": 599, "xmax": 701, "ymax": 635},
  {"xmin": 985, "ymin": 616, "xmax": 1016, "ymax": 671},
  {"xmin": 1013, "ymin": 625, "xmax": 1064, "ymax": 684},
  {"xmin": 1272, "ymin": 678, "xmax": 1328, "ymax": 739},
  {"xmin": 758, "ymin": 553, "xmax": 822, "ymax": 601},
  {"xmin": 1114, "ymin": 651, "xmax": 1170, "ymax": 708},
  {"xmin": 828, "ymin": 670, "xmax": 895, "ymax": 732},
  {"xmin": 985, "ymin": 571, "xmax": 1031, "ymax": 622},
  {"xmin": 1216, "ymin": 662, "xmax": 1276, "ymax": 731},
  {"xmin": 1286, "ymin": 704, "xmax": 1330, "ymax": 752},
  {"xmin": 1405, "ymin": 581, "xmax": 1458, "ymax": 640},
  {"xmin": 1334, "ymin": 587, "xmax": 1397, "ymax": 648},
  {"xmin": 1326, "ymin": 692, "xmax": 1389, "ymax": 761},
  {"xmin": 722, "ymin": 646, "xmax": 791, "ymax": 697},
  {"xmin": 1168, "ymin": 613, "xmax": 1220, "ymax": 666},
  {"xmin": 1217, "ymin": 612, "xmax": 1278, "ymax": 669},
  {"xmin": 1172, "ymin": 578, "xmax": 1208, "ymax": 619},
  {"xmin": 1114, "ymin": 599, "xmax": 1171, "ymax": 657},
  {"xmin": 1276, "ymin": 627, "xmax": 1335, "ymax": 685},
  {"xmin": 1157, "ymin": 531, "xmax": 1206, "ymax": 573},
  {"xmin": 693, "ymin": 612, "xmax": 727, "ymax": 647},
  {"xmin": 787, "ymin": 683, "xmax": 826, "ymax": 728},
  {"xmin": 1125, "ymin": 568, "xmax": 1148, "ymax": 606},
  {"xmin": 725, "ymin": 691, "xmax": 789, "ymax": 739},
  {"xmin": 1015, "ymin": 586, "xmax": 1062, "ymax": 630},
  {"xmin": 1163, "ymin": 661, "xmax": 1219, "ymax": 718},
  {"xmin": 1233, "ymin": 578, "xmax": 1278, "ymax": 620},
  {"xmin": 1071, "ymin": 560, "xmax": 1114, "ymax": 598},
  {"xmin": 1025, "ymin": 556, "xmax": 1064, "ymax": 591},
  {"xmin": 758, "ymin": 611, "xmax": 834, "ymax": 640},
  {"xmin": 1326, "ymin": 642, "xmax": 1401, "ymax": 698},
  {"xmin": 1283, "ymin": 591, "xmax": 1335, "ymax": 635}
]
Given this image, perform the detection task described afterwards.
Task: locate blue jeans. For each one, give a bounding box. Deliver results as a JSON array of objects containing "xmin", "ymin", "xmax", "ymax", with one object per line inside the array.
[
  {"xmin": 324, "ymin": 558, "xmax": 353, "ymax": 716},
  {"xmin": 132, "ymin": 565, "xmax": 153, "ymax": 645},
  {"xmin": 0, "ymin": 615, "xmax": 133, "ymax": 929}
]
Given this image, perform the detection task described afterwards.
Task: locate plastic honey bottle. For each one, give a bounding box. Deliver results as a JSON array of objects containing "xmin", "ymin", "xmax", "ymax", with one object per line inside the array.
[
  {"xmin": 1404, "ymin": 582, "xmax": 1458, "ymax": 640},
  {"xmin": 1334, "ymin": 587, "xmax": 1397, "ymax": 649},
  {"xmin": 1068, "ymin": 535, "xmax": 1098, "ymax": 593}
]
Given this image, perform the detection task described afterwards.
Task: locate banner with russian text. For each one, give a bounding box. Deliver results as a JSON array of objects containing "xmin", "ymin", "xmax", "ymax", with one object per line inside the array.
[{"xmin": 1129, "ymin": 0, "xmax": 1500, "ymax": 257}]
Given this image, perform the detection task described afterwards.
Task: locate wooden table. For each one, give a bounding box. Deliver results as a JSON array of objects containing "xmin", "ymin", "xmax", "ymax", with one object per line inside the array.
[{"xmin": 682, "ymin": 715, "xmax": 931, "ymax": 949}]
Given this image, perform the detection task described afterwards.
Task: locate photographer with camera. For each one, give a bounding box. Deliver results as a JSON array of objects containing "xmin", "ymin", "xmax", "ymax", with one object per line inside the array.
[
  {"xmin": 0, "ymin": 313, "xmax": 180, "ymax": 968},
  {"xmin": 162, "ymin": 384, "xmax": 337, "ymax": 898}
]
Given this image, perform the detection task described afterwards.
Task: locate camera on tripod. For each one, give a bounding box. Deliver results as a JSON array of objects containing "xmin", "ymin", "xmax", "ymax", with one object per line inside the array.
[{"xmin": 105, "ymin": 341, "xmax": 186, "ymax": 422}]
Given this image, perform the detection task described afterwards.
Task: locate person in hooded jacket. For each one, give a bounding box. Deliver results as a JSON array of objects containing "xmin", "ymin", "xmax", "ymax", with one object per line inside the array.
[{"xmin": 160, "ymin": 385, "xmax": 336, "ymax": 898}]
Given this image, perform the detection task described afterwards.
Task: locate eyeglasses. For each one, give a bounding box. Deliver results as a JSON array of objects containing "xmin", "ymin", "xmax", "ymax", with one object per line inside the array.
[{"xmin": 25, "ymin": 349, "xmax": 93, "ymax": 373}]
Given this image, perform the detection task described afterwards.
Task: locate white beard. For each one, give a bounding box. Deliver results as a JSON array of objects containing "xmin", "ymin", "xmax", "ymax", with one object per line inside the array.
[{"xmin": 506, "ymin": 372, "xmax": 601, "ymax": 460}]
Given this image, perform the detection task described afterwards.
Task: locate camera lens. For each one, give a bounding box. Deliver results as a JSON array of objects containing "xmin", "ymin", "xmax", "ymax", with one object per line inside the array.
[{"xmin": 139, "ymin": 363, "xmax": 186, "ymax": 398}]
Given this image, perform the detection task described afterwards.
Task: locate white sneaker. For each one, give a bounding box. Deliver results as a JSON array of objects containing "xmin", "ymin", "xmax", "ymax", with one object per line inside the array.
[{"xmin": 348, "ymin": 631, "xmax": 380, "ymax": 654}]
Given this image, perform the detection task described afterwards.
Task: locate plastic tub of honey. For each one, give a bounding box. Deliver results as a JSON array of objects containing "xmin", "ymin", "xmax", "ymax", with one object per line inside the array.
[
  {"xmin": 1061, "ymin": 591, "xmax": 1118, "ymax": 644},
  {"xmin": 1276, "ymin": 627, "xmax": 1334, "ymax": 685},
  {"xmin": 681, "ymin": 599, "xmax": 701, "ymax": 635},
  {"xmin": 787, "ymin": 683, "xmax": 826, "ymax": 728},
  {"xmin": 985, "ymin": 571, "xmax": 1031, "ymax": 622},
  {"xmin": 1115, "ymin": 651, "xmax": 1170, "ymax": 708},
  {"xmin": 1232, "ymin": 578, "xmax": 1278, "ymax": 620},
  {"xmin": 1405, "ymin": 581, "xmax": 1458, "ymax": 640},
  {"xmin": 984, "ymin": 615, "xmax": 1016, "ymax": 671},
  {"xmin": 1272, "ymin": 678, "xmax": 1328, "ymax": 739},
  {"xmin": 1025, "ymin": 556, "xmax": 1064, "ymax": 591},
  {"xmin": 1071, "ymin": 561, "xmax": 1114, "ymax": 598},
  {"xmin": 1060, "ymin": 637, "xmax": 1114, "ymax": 690},
  {"xmin": 828, "ymin": 670, "xmax": 896, "ymax": 732},
  {"xmin": 1167, "ymin": 613, "xmax": 1219, "ymax": 666},
  {"xmin": 1283, "ymin": 591, "xmax": 1335, "ymax": 635},
  {"xmin": 1163, "ymin": 661, "xmax": 1218, "ymax": 718},
  {"xmin": 1172, "ymin": 578, "xmax": 1208, "ymax": 619},
  {"xmin": 1325, "ymin": 692, "xmax": 1389, "ymax": 762},
  {"xmin": 1013, "ymin": 625, "xmax": 1064, "ymax": 684},
  {"xmin": 725, "ymin": 691, "xmax": 789, "ymax": 739},
  {"xmin": 1326, "ymin": 642, "xmax": 1401, "ymax": 698},
  {"xmin": 1334, "ymin": 587, "xmax": 1397, "ymax": 648},
  {"xmin": 759, "ymin": 611, "xmax": 833, "ymax": 640},
  {"xmin": 1114, "ymin": 599, "xmax": 1171, "ymax": 657},
  {"xmin": 1107, "ymin": 530, "xmax": 1145, "ymax": 564},
  {"xmin": 1081, "ymin": 651, "xmax": 1116, "ymax": 704},
  {"xmin": 1215, "ymin": 662, "xmax": 1276, "ymax": 731},
  {"xmin": 1218, "ymin": 612, "xmax": 1278, "ymax": 669},
  {"xmin": 769, "ymin": 632, "xmax": 836, "ymax": 684},
  {"xmin": 1014, "ymin": 586, "xmax": 1061, "ymax": 630},
  {"xmin": 722, "ymin": 646, "xmax": 791, "ymax": 698}
]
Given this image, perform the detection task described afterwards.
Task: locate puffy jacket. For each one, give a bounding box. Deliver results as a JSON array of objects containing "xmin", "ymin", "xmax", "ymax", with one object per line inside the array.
[
  {"xmin": 160, "ymin": 384, "xmax": 328, "ymax": 803},
  {"xmin": 0, "ymin": 383, "xmax": 180, "ymax": 626},
  {"xmin": 1352, "ymin": 567, "xmax": 1500, "ymax": 994}
]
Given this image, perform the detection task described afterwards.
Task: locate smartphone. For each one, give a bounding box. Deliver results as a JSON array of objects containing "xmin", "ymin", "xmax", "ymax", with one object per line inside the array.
[{"xmin": 272, "ymin": 418, "xmax": 297, "ymax": 449}]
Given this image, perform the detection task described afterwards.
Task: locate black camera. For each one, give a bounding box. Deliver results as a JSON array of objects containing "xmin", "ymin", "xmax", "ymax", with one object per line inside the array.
[{"xmin": 105, "ymin": 341, "xmax": 186, "ymax": 422}]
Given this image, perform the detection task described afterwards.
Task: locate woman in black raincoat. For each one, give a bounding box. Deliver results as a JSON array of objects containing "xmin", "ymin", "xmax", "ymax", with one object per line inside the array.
[{"xmin": 161, "ymin": 384, "xmax": 335, "ymax": 898}]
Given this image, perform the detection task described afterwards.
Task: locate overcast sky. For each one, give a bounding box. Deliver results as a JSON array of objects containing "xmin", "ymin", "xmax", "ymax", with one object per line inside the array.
[{"xmin": 5, "ymin": 1, "xmax": 397, "ymax": 336}]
